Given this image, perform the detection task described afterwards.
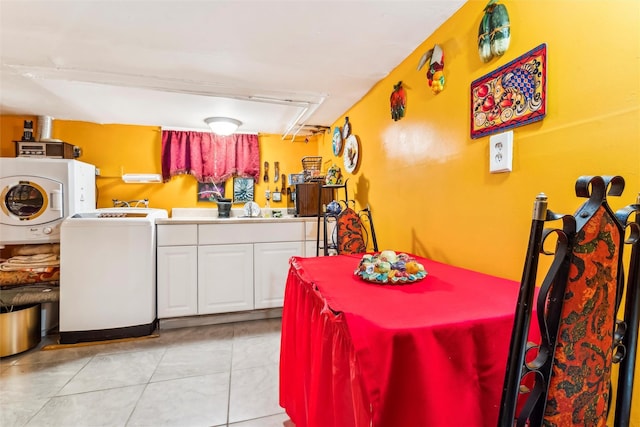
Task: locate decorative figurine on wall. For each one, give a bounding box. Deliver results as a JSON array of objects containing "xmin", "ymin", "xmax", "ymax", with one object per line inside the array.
[
  {"xmin": 342, "ymin": 117, "xmax": 351, "ymax": 140},
  {"xmin": 390, "ymin": 81, "xmax": 406, "ymax": 121},
  {"xmin": 418, "ymin": 45, "xmax": 445, "ymax": 94},
  {"xmin": 478, "ymin": 0, "xmax": 511, "ymax": 63}
]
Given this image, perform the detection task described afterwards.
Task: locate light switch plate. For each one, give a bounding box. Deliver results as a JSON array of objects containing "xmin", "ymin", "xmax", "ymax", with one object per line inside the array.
[{"xmin": 489, "ymin": 130, "xmax": 513, "ymax": 173}]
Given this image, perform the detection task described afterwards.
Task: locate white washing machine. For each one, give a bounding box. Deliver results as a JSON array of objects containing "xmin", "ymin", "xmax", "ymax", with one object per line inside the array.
[
  {"xmin": 0, "ymin": 158, "xmax": 96, "ymax": 244},
  {"xmin": 59, "ymin": 207, "xmax": 168, "ymax": 344}
]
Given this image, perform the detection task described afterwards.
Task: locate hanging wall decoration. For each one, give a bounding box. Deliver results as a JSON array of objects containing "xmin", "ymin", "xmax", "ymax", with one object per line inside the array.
[
  {"xmin": 417, "ymin": 45, "xmax": 445, "ymax": 94},
  {"xmin": 341, "ymin": 117, "xmax": 351, "ymax": 140},
  {"xmin": 478, "ymin": 0, "xmax": 511, "ymax": 63},
  {"xmin": 197, "ymin": 181, "xmax": 226, "ymax": 202},
  {"xmin": 471, "ymin": 43, "xmax": 547, "ymax": 139},
  {"xmin": 343, "ymin": 135, "xmax": 359, "ymax": 174},
  {"xmin": 233, "ymin": 177, "xmax": 255, "ymax": 203},
  {"xmin": 332, "ymin": 126, "xmax": 343, "ymax": 156},
  {"xmin": 390, "ymin": 81, "xmax": 406, "ymax": 121}
]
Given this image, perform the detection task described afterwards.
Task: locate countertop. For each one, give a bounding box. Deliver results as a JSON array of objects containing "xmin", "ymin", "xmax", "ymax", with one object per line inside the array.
[
  {"xmin": 155, "ymin": 207, "xmax": 315, "ymax": 225},
  {"xmin": 156, "ymin": 216, "xmax": 314, "ymax": 225}
]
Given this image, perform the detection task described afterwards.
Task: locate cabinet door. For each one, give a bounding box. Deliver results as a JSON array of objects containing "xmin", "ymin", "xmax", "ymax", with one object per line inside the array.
[
  {"xmin": 304, "ymin": 220, "xmax": 324, "ymax": 257},
  {"xmin": 304, "ymin": 240, "xmax": 316, "ymax": 257},
  {"xmin": 157, "ymin": 246, "xmax": 198, "ymax": 318},
  {"xmin": 198, "ymin": 244, "xmax": 254, "ymax": 314},
  {"xmin": 254, "ymin": 241, "xmax": 304, "ymax": 309}
]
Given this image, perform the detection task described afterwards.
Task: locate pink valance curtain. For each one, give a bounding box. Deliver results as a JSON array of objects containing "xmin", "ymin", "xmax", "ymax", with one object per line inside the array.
[{"xmin": 161, "ymin": 130, "xmax": 260, "ymax": 183}]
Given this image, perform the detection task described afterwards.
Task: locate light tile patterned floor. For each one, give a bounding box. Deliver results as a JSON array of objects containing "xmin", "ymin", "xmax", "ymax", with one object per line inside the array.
[{"xmin": 0, "ymin": 318, "xmax": 293, "ymax": 427}]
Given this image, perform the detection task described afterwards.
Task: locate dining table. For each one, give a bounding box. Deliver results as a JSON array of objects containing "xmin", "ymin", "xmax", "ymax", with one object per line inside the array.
[{"xmin": 279, "ymin": 253, "xmax": 536, "ymax": 427}]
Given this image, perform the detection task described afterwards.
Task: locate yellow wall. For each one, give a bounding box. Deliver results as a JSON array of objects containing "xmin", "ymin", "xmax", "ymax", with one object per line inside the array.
[
  {"xmin": 1, "ymin": 0, "xmax": 638, "ymax": 423},
  {"xmin": 320, "ymin": 0, "xmax": 639, "ymax": 278},
  {"xmin": 317, "ymin": 0, "xmax": 639, "ymax": 424},
  {"xmin": 0, "ymin": 117, "xmax": 320, "ymax": 213}
]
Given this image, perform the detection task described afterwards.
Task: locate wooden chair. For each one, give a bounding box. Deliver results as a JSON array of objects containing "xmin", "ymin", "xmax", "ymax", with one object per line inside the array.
[
  {"xmin": 323, "ymin": 202, "xmax": 378, "ymax": 256},
  {"xmin": 498, "ymin": 176, "xmax": 639, "ymax": 427}
]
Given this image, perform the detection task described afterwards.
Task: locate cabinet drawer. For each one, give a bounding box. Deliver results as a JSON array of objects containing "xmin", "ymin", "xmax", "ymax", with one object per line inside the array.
[
  {"xmin": 157, "ymin": 224, "xmax": 198, "ymax": 246},
  {"xmin": 199, "ymin": 222, "xmax": 304, "ymax": 244}
]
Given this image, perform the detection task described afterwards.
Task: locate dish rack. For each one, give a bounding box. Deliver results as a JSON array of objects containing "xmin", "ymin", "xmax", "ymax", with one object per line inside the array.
[
  {"xmin": 112, "ymin": 199, "xmax": 149, "ymax": 208},
  {"xmin": 302, "ymin": 156, "xmax": 323, "ymax": 181}
]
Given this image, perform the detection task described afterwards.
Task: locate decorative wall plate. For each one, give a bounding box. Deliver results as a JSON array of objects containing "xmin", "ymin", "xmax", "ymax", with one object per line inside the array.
[
  {"xmin": 332, "ymin": 127, "xmax": 343, "ymax": 156},
  {"xmin": 343, "ymin": 135, "xmax": 359, "ymax": 173}
]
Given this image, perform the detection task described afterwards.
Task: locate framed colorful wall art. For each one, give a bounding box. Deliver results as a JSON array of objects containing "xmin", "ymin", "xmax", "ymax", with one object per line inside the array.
[
  {"xmin": 197, "ymin": 181, "xmax": 225, "ymax": 203},
  {"xmin": 471, "ymin": 43, "xmax": 547, "ymax": 139},
  {"xmin": 233, "ymin": 177, "xmax": 255, "ymax": 203}
]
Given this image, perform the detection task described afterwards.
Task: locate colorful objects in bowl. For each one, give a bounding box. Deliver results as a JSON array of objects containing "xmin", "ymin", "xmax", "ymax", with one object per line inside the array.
[{"xmin": 355, "ymin": 251, "xmax": 427, "ymax": 284}]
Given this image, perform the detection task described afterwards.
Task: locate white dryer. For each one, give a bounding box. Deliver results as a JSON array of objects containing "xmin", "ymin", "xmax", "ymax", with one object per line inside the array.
[
  {"xmin": 0, "ymin": 158, "xmax": 96, "ymax": 244},
  {"xmin": 59, "ymin": 207, "xmax": 168, "ymax": 344}
]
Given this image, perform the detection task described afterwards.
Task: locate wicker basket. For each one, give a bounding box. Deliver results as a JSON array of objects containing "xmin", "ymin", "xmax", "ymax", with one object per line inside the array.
[{"xmin": 302, "ymin": 156, "xmax": 322, "ymax": 180}]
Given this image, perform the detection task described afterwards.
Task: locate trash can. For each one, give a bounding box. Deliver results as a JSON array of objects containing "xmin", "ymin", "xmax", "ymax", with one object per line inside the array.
[{"xmin": 0, "ymin": 304, "xmax": 41, "ymax": 357}]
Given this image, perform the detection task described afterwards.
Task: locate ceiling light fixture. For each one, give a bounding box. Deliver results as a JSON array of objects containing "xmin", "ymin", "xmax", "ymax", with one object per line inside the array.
[{"xmin": 205, "ymin": 117, "xmax": 242, "ymax": 136}]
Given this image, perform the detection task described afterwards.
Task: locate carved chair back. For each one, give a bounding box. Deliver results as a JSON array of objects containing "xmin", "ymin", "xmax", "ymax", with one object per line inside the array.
[
  {"xmin": 324, "ymin": 203, "xmax": 378, "ymax": 255},
  {"xmin": 498, "ymin": 176, "xmax": 639, "ymax": 427}
]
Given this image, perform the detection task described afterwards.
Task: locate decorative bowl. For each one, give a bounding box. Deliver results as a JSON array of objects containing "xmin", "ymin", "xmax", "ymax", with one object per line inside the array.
[{"xmin": 354, "ymin": 250, "xmax": 427, "ymax": 284}]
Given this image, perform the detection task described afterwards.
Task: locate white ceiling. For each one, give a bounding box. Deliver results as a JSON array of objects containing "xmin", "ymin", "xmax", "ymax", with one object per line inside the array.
[{"xmin": 0, "ymin": 0, "xmax": 464, "ymax": 138}]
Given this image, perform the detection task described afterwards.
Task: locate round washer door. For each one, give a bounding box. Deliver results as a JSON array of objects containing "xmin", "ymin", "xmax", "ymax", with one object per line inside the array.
[{"xmin": 0, "ymin": 177, "xmax": 63, "ymax": 225}]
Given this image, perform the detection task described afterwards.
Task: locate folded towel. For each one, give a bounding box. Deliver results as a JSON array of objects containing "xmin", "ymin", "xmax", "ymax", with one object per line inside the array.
[
  {"xmin": 7, "ymin": 254, "xmax": 59, "ymax": 264},
  {"xmin": 0, "ymin": 253, "xmax": 60, "ymax": 271},
  {"xmin": 11, "ymin": 243, "xmax": 60, "ymax": 256},
  {"xmin": 0, "ymin": 265, "xmax": 58, "ymax": 272}
]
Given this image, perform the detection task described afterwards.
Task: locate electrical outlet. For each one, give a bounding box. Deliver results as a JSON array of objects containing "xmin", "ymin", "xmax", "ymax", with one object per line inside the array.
[{"xmin": 489, "ymin": 130, "xmax": 513, "ymax": 173}]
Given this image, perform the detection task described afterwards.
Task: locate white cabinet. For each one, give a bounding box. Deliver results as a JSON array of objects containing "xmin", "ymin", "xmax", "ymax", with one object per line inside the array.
[
  {"xmin": 303, "ymin": 219, "xmax": 331, "ymax": 256},
  {"xmin": 157, "ymin": 225, "xmax": 198, "ymax": 318},
  {"xmin": 198, "ymin": 244, "xmax": 254, "ymax": 314},
  {"xmin": 157, "ymin": 220, "xmax": 309, "ymax": 319},
  {"xmin": 157, "ymin": 246, "xmax": 198, "ymax": 318},
  {"xmin": 254, "ymin": 241, "xmax": 304, "ymax": 309},
  {"xmin": 304, "ymin": 241, "xmax": 317, "ymax": 257}
]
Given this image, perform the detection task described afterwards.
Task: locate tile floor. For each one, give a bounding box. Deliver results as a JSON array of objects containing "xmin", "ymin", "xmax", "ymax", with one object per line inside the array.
[{"xmin": 0, "ymin": 318, "xmax": 294, "ymax": 427}]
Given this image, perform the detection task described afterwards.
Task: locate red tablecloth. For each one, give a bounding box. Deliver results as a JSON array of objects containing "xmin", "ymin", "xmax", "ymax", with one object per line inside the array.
[{"xmin": 279, "ymin": 254, "xmax": 533, "ymax": 427}]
